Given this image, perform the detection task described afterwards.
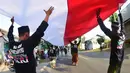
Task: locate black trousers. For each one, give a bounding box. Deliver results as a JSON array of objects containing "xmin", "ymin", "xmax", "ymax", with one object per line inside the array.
[
  {"xmin": 15, "ymin": 64, "xmax": 36, "ymax": 73},
  {"xmin": 107, "ymin": 49, "xmax": 124, "ymax": 73},
  {"xmin": 107, "ymin": 61, "xmax": 123, "ymax": 73}
]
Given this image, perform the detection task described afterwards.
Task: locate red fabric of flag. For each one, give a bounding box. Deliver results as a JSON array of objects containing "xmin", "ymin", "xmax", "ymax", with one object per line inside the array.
[{"xmin": 64, "ymin": 0, "xmax": 126, "ymax": 45}]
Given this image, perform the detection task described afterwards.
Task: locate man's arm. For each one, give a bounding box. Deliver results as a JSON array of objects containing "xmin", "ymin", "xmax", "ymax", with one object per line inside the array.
[
  {"xmin": 118, "ymin": 10, "xmax": 125, "ymax": 40},
  {"xmin": 25, "ymin": 6, "xmax": 54, "ymax": 48},
  {"xmin": 118, "ymin": 12, "xmax": 125, "ymax": 33},
  {"xmin": 96, "ymin": 9, "xmax": 112, "ymax": 38},
  {"xmin": 7, "ymin": 17, "xmax": 15, "ymax": 43},
  {"xmin": 69, "ymin": 40, "xmax": 73, "ymax": 45},
  {"xmin": 77, "ymin": 39, "xmax": 81, "ymax": 46}
]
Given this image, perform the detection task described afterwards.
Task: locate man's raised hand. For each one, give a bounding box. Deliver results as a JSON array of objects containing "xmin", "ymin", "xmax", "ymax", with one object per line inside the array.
[
  {"xmin": 44, "ymin": 6, "xmax": 54, "ymax": 16},
  {"xmin": 11, "ymin": 16, "xmax": 14, "ymax": 24},
  {"xmin": 96, "ymin": 8, "xmax": 101, "ymax": 18}
]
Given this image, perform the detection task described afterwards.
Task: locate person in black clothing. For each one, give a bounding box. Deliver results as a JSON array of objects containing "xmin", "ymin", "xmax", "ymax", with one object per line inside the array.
[
  {"xmin": 55, "ymin": 46, "xmax": 59, "ymax": 58},
  {"xmin": 64, "ymin": 47, "xmax": 67, "ymax": 55},
  {"xmin": 47, "ymin": 45, "xmax": 56, "ymax": 68},
  {"xmin": 96, "ymin": 9, "xmax": 125, "ymax": 73},
  {"xmin": 7, "ymin": 6, "xmax": 54, "ymax": 73},
  {"xmin": 69, "ymin": 39, "xmax": 81, "ymax": 66},
  {"xmin": 48, "ymin": 45, "xmax": 56, "ymax": 59}
]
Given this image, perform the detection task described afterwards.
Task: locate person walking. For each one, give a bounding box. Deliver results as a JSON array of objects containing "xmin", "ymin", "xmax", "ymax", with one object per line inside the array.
[{"xmin": 69, "ymin": 39, "xmax": 81, "ymax": 66}]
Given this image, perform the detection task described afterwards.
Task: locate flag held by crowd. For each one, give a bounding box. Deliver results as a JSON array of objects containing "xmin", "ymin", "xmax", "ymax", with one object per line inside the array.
[{"xmin": 0, "ymin": 0, "xmax": 126, "ymax": 45}]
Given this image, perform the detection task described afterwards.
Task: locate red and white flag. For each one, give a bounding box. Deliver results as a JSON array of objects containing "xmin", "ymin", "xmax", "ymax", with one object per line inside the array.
[{"xmin": 0, "ymin": 0, "xmax": 126, "ymax": 45}]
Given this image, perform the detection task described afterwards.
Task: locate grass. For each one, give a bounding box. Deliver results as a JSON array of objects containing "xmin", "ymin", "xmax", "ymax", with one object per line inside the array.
[
  {"xmin": 79, "ymin": 49, "xmax": 86, "ymax": 51},
  {"xmin": 39, "ymin": 58, "xmax": 50, "ymax": 63},
  {"xmin": 39, "ymin": 59, "xmax": 46, "ymax": 63}
]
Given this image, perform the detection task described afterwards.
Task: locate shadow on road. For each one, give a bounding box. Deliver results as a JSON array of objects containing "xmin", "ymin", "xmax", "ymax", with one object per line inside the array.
[
  {"xmin": 57, "ymin": 57, "xmax": 72, "ymax": 66},
  {"xmin": 53, "ymin": 56, "xmax": 72, "ymax": 72},
  {"xmin": 80, "ymin": 51, "xmax": 129, "ymax": 59}
]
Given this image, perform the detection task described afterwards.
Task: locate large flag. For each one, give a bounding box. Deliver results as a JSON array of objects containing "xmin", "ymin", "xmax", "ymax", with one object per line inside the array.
[{"xmin": 0, "ymin": 0, "xmax": 126, "ymax": 46}]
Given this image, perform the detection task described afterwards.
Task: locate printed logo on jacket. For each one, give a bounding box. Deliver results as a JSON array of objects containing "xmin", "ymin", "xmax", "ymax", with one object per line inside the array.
[{"xmin": 10, "ymin": 44, "xmax": 29, "ymax": 64}]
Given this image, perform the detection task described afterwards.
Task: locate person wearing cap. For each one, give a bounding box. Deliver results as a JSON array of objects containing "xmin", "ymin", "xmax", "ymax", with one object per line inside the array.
[
  {"xmin": 7, "ymin": 6, "xmax": 54, "ymax": 73},
  {"xmin": 96, "ymin": 9, "xmax": 125, "ymax": 73}
]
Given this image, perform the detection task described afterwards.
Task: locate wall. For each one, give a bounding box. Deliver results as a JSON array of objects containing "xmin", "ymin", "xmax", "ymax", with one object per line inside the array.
[{"xmin": 122, "ymin": 3, "xmax": 130, "ymax": 22}]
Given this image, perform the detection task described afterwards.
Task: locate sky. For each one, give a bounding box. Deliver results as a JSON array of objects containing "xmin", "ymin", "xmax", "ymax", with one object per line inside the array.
[
  {"xmin": 0, "ymin": 0, "xmax": 130, "ymax": 40},
  {"xmin": 83, "ymin": 18, "xmax": 111, "ymax": 40}
]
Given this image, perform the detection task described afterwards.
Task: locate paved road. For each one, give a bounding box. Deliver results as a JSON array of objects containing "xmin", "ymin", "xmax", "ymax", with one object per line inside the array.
[{"xmin": 1, "ymin": 51, "xmax": 130, "ymax": 73}]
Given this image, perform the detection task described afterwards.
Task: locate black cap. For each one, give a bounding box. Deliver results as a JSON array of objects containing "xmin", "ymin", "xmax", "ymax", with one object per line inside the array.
[{"xmin": 18, "ymin": 26, "xmax": 30, "ymax": 36}]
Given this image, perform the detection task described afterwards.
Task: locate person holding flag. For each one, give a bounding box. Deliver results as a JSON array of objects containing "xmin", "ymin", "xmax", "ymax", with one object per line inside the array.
[
  {"xmin": 7, "ymin": 6, "xmax": 54, "ymax": 73},
  {"xmin": 96, "ymin": 8, "xmax": 125, "ymax": 73},
  {"xmin": 69, "ymin": 39, "xmax": 81, "ymax": 66}
]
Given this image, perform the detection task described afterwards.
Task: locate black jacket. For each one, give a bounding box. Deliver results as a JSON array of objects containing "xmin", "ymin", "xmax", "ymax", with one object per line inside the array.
[
  {"xmin": 97, "ymin": 16, "xmax": 125, "ymax": 64},
  {"xmin": 8, "ymin": 21, "xmax": 48, "ymax": 73},
  {"xmin": 70, "ymin": 40, "xmax": 81, "ymax": 54}
]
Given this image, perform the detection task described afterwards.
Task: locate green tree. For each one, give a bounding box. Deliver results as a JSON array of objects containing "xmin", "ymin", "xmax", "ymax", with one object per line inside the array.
[
  {"xmin": 96, "ymin": 35, "xmax": 105, "ymax": 45},
  {"xmin": 81, "ymin": 36, "xmax": 85, "ymax": 43},
  {"xmin": 109, "ymin": 13, "xmax": 118, "ymax": 22}
]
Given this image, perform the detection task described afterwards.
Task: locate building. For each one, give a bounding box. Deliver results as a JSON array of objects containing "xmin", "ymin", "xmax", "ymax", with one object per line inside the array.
[
  {"xmin": 121, "ymin": 3, "xmax": 130, "ymax": 43},
  {"xmin": 84, "ymin": 36, "xmax": 100, "ymax": 50}
]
